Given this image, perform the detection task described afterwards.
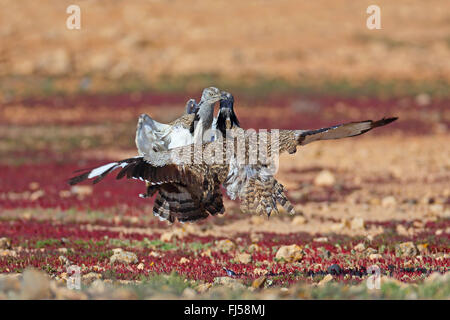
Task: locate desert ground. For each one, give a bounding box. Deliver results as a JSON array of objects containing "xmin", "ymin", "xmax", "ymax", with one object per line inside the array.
[{"xmin": 0, "ymin": 0, "xmax": 448, "ymax": 299}]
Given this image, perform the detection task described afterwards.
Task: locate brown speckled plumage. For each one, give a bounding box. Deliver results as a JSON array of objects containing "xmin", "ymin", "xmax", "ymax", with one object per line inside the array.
[{"xmin": 69, "ymin": 117, "xmax": 397, "ymax": 223}]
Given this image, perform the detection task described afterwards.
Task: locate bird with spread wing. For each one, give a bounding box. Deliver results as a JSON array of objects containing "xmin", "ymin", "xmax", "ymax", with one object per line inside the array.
[{"xmin": 69, "ymin": 93, "xmax": 397, "ymax": 223}]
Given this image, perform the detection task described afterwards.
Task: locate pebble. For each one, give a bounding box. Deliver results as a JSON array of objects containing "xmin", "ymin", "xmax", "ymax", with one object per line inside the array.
[
  {"xmin": 318, "ymin": 274, "xmax": 333, "ymax": 286},
  {"xmin": 213, "ymin": 277, "xmax": 245, "ymax": 290},
  {"xmin": 275, "ymin": 244, "xmax": 303, "ymax": 263},
  {"xmin": 137, "ymin": 263, "xmax": 145, "ymax": 270},
  {"xmin": 20, "ymin": 269, "xmax": 51, "ymax": 299},
  {"xmin": 395, "ymin": 242, "xmax": 417, "ymax": 257},
  {"xmin": 252, "ymin": 276, "xmax": 267, "ymax": 289},
  {"xmin": 314, "ymin": 170, "xmax": 336, "ymax": 187},
  {"xmin": 235, "ymin": 253, "xmax": 252, "ymax": 264},
  {"xmin": 350, "ymin": 217, "xmax": 365, "ymax": 230},
  {"xmin": 0, "ymin": 237, "xmax": 11, "ymax": 249},
  {"xmin": 292, "ymin": 216, "xmax": 307, "ymax": 225},
  {"xmin": 253, "ymin": 268, "xmax": 269, "ymax": 276},
  {"xmin": 179, "ymin": 257, "xmax": 190, "ymax": 264},
  {"xmin": 82, "ymin": 273, "xmax": 102, "ymax": 284},
  {"xmin": 160, "ymin": 229, "xmax": 183, "ymax": 242},
  {"xmin": 110, "ymin": 249, "xmax": 138, "ymax": 265},
  {"xmin": 215, "ymin": 239, "xmax": 236, "ymax": 252},
  {"xmin": 327, "ymin": 264, "xmax": 342, "ymax": 275},
  {"xmin": 181, "ymin": 287, "xmax": 197, "ymax": 298},
  {"xmin": 382, "ymin": 196, "xmax": 397, "ymax": 207},
  {"xmin": 250, "ymin": 233, "xmax": 263, "ymax": 243},
  {"xmin": 70, "ymin": 185, "xmax": 93, "ymax": 198},
  {"xmin": 195, "ymin": 283, "xmax": 212, "ymax": 294},
  {"xmin": 396, "ymin": 224, "xmax": 410, "ymax": 236},
  {"xmin": 354, "ymin": 243, "xmax": 365, "ymax": 252},
  {"xmin": 0, "ymin": 249, "xmax": 16, "ymax": 257}
]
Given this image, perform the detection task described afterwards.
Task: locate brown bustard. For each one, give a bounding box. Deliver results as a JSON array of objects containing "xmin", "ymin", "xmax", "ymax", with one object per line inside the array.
[{"xmin": 69, "ymin": 95, "xmax": 397, "ymax": 223}]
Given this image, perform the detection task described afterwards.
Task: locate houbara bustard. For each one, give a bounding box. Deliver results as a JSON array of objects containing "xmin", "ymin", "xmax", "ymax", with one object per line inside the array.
[
  {"xmin": 85, "ymin": 87, "xmax": 225, "ymax": 190},
  {"xmin": 136, "ymin": 92, "xmax": 240, "ymax": 199},
  {"xmin": 69, "ymin": 94, "xmax": 397, "ymax": 223},
  {"xmin": 135, "ymin": 87, "xmax": 224, "ymax": 155}
]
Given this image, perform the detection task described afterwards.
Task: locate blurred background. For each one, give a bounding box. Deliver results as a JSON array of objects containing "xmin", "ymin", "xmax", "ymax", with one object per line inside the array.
[{"xmin": 0, "ymin": 0, "xmax": 448, "ymax": 294}]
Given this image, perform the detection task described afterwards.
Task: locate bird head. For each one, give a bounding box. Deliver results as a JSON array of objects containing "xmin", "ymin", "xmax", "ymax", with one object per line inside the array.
[
  {"xmin": 216, "ymin": 91, "xmax": 240, "ymax": 136},
  {"xmin": 185, "ymin": 99, "xmax": 198, "ymax": 114},
  {"xmin": 199, "ymin": 87, "xmax": 222, "ymax": 104}
]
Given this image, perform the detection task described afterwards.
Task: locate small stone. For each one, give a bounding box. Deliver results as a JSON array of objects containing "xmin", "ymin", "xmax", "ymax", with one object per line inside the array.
[
  {"xmin": 354, "ymin": 243, "xmax": 366, "ymax": 252},
  {"xmin": 275, "ymin": 244, "xmax": 303, "ymax": 263},
  {"xmin": 110, "ymin": 249, "xmax": 138, "ymax": 265},
  {"xmin": 82, "ymin": 272, "xmax": 102, "ymax": 284},
  {"xmin": 0, "ymin": 273, "xmax": 21, "ymax": 292},
  {"xmin": 30, "ymin": 190, "xmax": 45, "ymax": 201},
  {"xmin": 416, "ymin": 244, "xmax": 429, "ymax": 255},
  {"xmin": 179, "ymin": 257, "xmax": 190, "ymax": 264},
  {"xmin": 200, "ymin": 249, "xmax": 212, "ymax": 258},
  {"xmin": 181, "ymin": 287, "xmax": 197, "ymax": 298},
  {"xmin": 292, "ymin": 216, "xmax": 307, "ymax": 225},
  {"xmin": 149, "ymin": 251, "xmax": 161, "ymax": 258},
  {"xmin": 415, "ymin": 93, "xmax": 431, "ymax": 107},
  {"xmin": 137, "ymin": 263, "xmax": 145, "ymax": 270},
  {"xmin": 395, "ymin": 242, "xmax": 417, "ymax": 257},
  {"xmin": 429, "ymin": 204, "xmax": 444, "ymax": 216},
  {"xmin": 313, "ymin": 237, "xmax": 328, "ymax": 243},
  {"xmin": 0, "ymin": 249, "xmax": 16, "ymax": 257},
  {"xmin": 70, "ymin": 185, "xmax": 93, "ymax": 199},
  {"xmin": 318, "ymin": 248, "xmax": 331, "ymax": 259},
  {"xmin": 195, "ymin": 283, "xmax": 212, "ymax": 293},
  {"xmin": 350, "ymin": 217, "xmax": 365, "ymax": 230},
  {"xmin": 235, "ymin": 253, "xmax": 252, "ymax": 264},
  {"xmin": 425, "ymin": 272, "xmax": 450, "ymax": 284},
  {"xmin": 52, "ymin": 286, "xmax": 88, "ymax": 300},
  {"xmin": 327, "ymin": 264, "xmax": 342, "ymax": 275},
  {"xmin": 0, "ymin": 237, "xmax": 11, "ymax": 249},
  {"xmin": 369, "ymin": 253, "xmax": 383, "ymax": 260},
  {"xmin": 29, "ymin": 182, "xmax": 40, "ymax": 190},
  {"xmin": 58, "ymin": 255, "xmax": 70, "ymax": 266},
  {"xmin": 382, "ymin": 196, "xmax": 397, "ymax": 207},
  {"xmin": 396, "ymin": 224, "xmax": 410, "ymax": 236},
  {"xmin": 215, "ymin": 239, "xmax": 236, "ymax": 252},
  {"xmin": 318, "ymin": 274, "xmax": 333, "ymax": 286},
  {"xmin": 160, "ymin": 232, "xmax": 175, "ymax": 242},
  {"xmin": 314, "ymin": 170, "xmax": 336, "ymax": 187},
  {"xmin": 20, "ymin": 269, "xmax": 51, "ymax": 299},
  {"xmin": 250, "ymin": 233, "xmax": 263, "ymax": 243},
  {"xmin": 252, "ymin": 276, "xmax": 267, "ymax": 289},
  {"xmin": 248, "ymin": 244, "xmax": 260, "ymax": 252},
  {"xmin": 365, "ymin": 247, "xmax": 377, "ymax": 255},
  {"xmin": 253, "ymin": 268, "xmax": 269, "ymax": 276},
  {"xmin": 213, "ymin": 277, "xmax": 245, "ymax": 290}
]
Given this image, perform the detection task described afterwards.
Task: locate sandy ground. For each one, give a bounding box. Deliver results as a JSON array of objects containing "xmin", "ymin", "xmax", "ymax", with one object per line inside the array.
[{"xmin": 1, "ymin": 0, "xmax": 450, "ymax": 82}]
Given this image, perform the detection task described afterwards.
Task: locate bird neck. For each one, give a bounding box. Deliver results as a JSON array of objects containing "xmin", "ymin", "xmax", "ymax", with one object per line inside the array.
[{"xmin": 193, "ymin": 102, "xmax": 214, "ymax": 143}]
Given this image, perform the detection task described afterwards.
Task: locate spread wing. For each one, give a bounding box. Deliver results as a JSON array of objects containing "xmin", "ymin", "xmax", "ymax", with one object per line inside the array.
[
  {"xmin": 68, "ymin": 156, "xmax": 224, "ymax": 223},
  {"xmin": 296, "ymin": 117, "xmax": 397, "ymax": 146}
]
